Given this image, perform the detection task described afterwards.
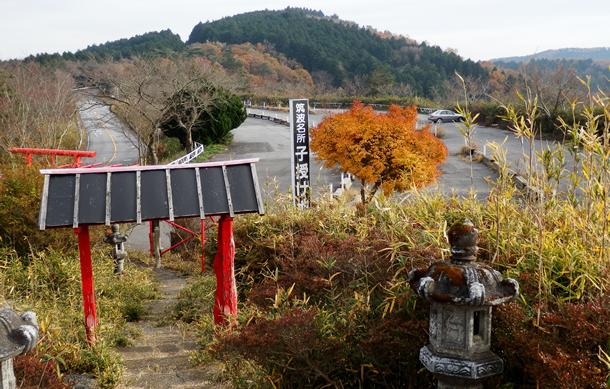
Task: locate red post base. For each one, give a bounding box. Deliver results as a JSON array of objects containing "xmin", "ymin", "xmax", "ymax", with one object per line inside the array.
[
  {"xmin": 76, "ymin": 225, "xmax": 98, "ymax": 345},
  {"xmin": 213, "ymin": 215, "xmax": 237, "ymax": 325}
]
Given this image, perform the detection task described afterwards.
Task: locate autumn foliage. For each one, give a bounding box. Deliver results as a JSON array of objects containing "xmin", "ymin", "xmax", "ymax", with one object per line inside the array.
[
  {"xmin": 310, "ymin": 102, "xmax": 448, "ymax": 202},
  {"xmin": 188, "ymin": 42, "xmax": 313, "ymax": 95}
]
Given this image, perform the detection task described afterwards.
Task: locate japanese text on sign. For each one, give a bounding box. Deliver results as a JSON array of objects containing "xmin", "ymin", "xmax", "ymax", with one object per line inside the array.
[{"xmin": 290, "ymin": 99, "xmax": 310, "ymax": 209}]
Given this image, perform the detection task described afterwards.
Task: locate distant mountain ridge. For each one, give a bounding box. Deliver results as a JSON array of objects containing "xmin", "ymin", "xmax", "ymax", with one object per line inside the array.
[
  {"xmin": 21, "ymin": 7, "xmax": 487, "ymax": 98},
  {"xmin": 493, "ymin": 47, "xmax": 610, "ymax": 62},
  {"xmin": 491, "ymin": 47, "xmax": 610, "ymax": 93},
  {"xmin": 186, "ymin": 8, "xmax": 485, "ymax": 97}
]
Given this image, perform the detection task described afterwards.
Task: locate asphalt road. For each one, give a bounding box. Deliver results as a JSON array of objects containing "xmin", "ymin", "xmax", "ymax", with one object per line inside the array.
[
  {"xmin": 208, "ymin": 116, "xmax": 345, "ymax": 201},
  {"xmin": 77, "ymin": 96, "xmax": 163, "ymax": 251},
  {"xmin": 429, "ymin": 115, "xmax": 574, "ymax": 196},
  {"xmin": 78, "ymin": 97, "xmax": 139, "ymax": 166}
]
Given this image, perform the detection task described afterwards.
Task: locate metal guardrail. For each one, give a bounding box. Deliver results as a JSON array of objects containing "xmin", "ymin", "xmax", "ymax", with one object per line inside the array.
[
  {"xmin": 248, "ymin": 113, "xmax": 290, "ymax": 126},
  {"xmin": 168, "ymin": 142, "xmax": 205, "ymax": 165}
]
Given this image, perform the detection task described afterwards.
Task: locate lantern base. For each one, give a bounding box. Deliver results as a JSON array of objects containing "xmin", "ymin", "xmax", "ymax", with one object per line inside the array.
[{"xmin": 420, "ymin": 345, "xmax": 503, "ymax": 388}]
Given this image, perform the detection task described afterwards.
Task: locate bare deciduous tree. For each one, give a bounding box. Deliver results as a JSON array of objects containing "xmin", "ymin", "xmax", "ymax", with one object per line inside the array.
[
  {"xmin": 440, "ymin": 73, "xmax": 489, "ymax": 107},
  {"xmin": 525, "ymin": 63, "xmax": 579, "ymax": 119},
  {"xmin": 0, "ymin": 62, "xmax": 77, "ymax": 154},
  {"xmin": 88, "ymin": 57, "xmax": 237, "ymax": 164},
  {"xmin": 311, "ymin": 70, "xmax": 336, "ymax": 97}
]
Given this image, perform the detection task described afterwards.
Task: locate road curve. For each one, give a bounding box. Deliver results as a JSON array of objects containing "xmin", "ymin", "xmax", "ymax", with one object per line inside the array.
[{"xmin": 78, "ymin": 97, "xmax": 139, "ymax": 166}]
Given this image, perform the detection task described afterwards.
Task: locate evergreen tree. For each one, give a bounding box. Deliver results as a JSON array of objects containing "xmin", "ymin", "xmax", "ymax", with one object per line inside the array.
[{"xmin": 162, "ymin": 87, "xmax": 246, "ymax": 147}]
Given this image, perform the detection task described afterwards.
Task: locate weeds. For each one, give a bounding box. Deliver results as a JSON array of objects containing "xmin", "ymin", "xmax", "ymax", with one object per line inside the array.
[
  {"xmin": 200, "ymin": 122, "xmax": 610, "ymax": 388},
  {"xmin": 3, "ymin": 81, "xmax": 610, "ymax": 388},
  {"xmin": 0, "ymin": 167, "xmax": 157, "ymax": 389}
]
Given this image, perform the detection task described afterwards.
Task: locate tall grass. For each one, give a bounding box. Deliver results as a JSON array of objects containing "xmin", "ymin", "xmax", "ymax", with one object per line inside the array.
[
  {"xmin": 187, "ymin": 81, "xmax": 610, "ymax": 387},
  {"xmin": 0, "ymin": 230, "xmax": 157, "ymax": 388},
  {"xmin": 498, "ymin": 81, "xmax": 610, "ymax": 304}
]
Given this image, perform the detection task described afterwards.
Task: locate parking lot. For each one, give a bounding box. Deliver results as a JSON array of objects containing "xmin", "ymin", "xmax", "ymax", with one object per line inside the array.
[{"xmin": 212, "ymin": 109, "xmax": 511, "ymax": 201}]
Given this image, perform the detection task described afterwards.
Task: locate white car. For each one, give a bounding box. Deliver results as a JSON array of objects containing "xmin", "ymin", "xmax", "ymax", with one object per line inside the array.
[{"xmin": 427, "ymin": 110, "xmax": 464, "ymax": 123}]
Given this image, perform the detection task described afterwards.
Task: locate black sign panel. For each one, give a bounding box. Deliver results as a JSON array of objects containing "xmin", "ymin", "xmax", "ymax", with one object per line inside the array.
[
  {"xmin": 110, "ymin": 172, "xmax": 138, "ymax": 223},
  {"xmin": 38, "ymin": 159, "xmax": 264, "ymax": 229},
  {"xmin": 170, "ymin": 168, "xmax": 200, "ymax": 217},
  {"xmin": 290, "ymin": 99, "xmax": 310, "ymax": 209},
  {"xmin": 78, "ymin": 173, "xmax": 107, "ymax": 225}
]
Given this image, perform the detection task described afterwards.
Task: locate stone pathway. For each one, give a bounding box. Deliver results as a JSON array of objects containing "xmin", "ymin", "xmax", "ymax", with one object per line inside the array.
[{"xmin": 116, "ymin": 263, "xmax": 225, "ymax": 389}]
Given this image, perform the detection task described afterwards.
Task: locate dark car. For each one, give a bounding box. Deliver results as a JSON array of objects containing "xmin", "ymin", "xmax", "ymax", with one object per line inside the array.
[{"xmin": 427, "ymin": 109, "xmax": 464, "ymax": 123}]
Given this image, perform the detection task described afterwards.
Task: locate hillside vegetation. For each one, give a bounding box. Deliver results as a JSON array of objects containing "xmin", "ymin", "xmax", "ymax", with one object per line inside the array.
[
  {"xmin": 24, "ymin": 30, "xmax": 185, "ymax": 67},
  {"xmin": 187, "ymin": 8, "xmax": 486, "ymax": 97},
  {"xmin": 20, "ymin": 7, "xmax": 486, "ymax": 99}
]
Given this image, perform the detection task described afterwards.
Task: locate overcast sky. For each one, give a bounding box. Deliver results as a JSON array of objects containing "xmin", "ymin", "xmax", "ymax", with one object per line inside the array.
[{"xmin": 1, "ymin": 0, "xmax": 608, "ymax": 62}]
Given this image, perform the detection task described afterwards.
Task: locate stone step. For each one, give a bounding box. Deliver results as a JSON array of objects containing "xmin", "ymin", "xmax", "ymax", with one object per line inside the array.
[
  {"xmin": 123, "ymin": 354, "xmax": 192, "ymax": 371},
  {"xmin": 115, "ymin": 263, "xmax": 225, "ymax": 388},
  {"xmin": 120, "ymin": 369, "xmax": 223, "ymax": 389}
]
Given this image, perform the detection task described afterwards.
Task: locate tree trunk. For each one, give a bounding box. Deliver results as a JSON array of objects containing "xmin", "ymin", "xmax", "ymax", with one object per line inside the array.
[
  {"xmin": 361, "ymin": 179, "xmax": 366, "ymax": 204},
  {"xmin": 147, "ymin": 138, "xmax": 159, "ymax": 165},
  {"xmin": 153, "ymin": 221, "xmax": 161, "ymax": 268},
  {"xmin": 185, "ymin": 132, "xmax": 193, "ymax": 153}
]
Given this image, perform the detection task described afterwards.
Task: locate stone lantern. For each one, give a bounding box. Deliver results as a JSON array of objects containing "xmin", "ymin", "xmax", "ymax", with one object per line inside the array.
[
  {"xmin": 0, "ymin": 308, "xmax": 39, "ymax": 389},
  {"xmin": 103, "ymin": 224, "xmax": 128, "ymax": 275},
  {"xmin": 408, "ymin": 220, "xmax": 519, "ymax": 389}
]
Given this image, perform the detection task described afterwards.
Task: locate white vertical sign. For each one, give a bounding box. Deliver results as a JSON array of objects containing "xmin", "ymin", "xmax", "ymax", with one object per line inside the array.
[{"xmin": 289, "ymin": 99, "xmax": 310, "ymax": 208}]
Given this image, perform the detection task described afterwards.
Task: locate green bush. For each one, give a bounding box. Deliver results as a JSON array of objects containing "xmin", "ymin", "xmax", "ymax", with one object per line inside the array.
[
  {"xmin": 162, "ymin": 87, "xmax": 246, "ymax": 147},
  {"xmin": 470, "ymin": 100, "xmax": 510, "ymax": 128},
  {"xmin": 71, "ymin": 341, "xmax": 124, "ymax": 388}
]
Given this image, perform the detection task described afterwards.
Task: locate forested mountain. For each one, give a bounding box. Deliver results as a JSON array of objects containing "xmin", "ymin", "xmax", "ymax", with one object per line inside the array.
[
  {"xmin": 490, "ymin": 48, "xmax": 610, "ymax": 93},
  {"xmin": 71, "ymin": 29, "xmax": 185, "ymax": 60},
  {"xmin": 187, "ymin": 8, "xmax": 486, "ymax": 97},
  {"xmin": 25, "ymin": 30, "xmax": 185, "ymax": 65},
  {"xmin": 20, "ymin": 7, "xmax": 488, "ymax": 98}
]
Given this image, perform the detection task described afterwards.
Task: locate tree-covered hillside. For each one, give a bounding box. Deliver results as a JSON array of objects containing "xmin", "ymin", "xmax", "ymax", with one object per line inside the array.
[
  {"xmin": 187, "ymin": 7, "xmax": 486, "ymax": 97},
  {"xmin": 25, "ymin": 30, "xmax": 185, "ymax": 65},
  {"xmin": 187, "ymin": 42, "xmax": 313, "ymax": 95},
  {"xmin": 19, "ymin": 7, "xmax": 489, "ymax": 99},
  {"xmin": 72, "ymin": 29, "xmax": 185, "ymax": 60}
]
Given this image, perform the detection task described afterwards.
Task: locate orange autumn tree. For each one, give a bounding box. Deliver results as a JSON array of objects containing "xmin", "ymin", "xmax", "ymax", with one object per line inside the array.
[{"xmin": 310, "ymin": 101, "xmax": 448, "ymax": 203}]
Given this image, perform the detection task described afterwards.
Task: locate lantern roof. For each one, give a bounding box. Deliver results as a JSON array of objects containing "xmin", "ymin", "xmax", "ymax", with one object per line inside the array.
[{"xmin": 409, "ymin": 220, "xmax": 519, "ymax": 306}]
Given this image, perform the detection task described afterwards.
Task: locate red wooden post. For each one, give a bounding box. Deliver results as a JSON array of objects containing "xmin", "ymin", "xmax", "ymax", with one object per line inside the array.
[
  {"xmin": 76, "ymin": 225, "xmax": 98, "ymax": 344},
  {"xmin": 213, "ymin": 215, "xmax": 236, "ymax": 325}
]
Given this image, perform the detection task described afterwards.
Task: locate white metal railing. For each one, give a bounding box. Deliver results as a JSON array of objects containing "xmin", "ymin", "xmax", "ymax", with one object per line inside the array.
[{"xmin": 167, "ymin": 142, "xmax": 205, "ymax": 165}]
